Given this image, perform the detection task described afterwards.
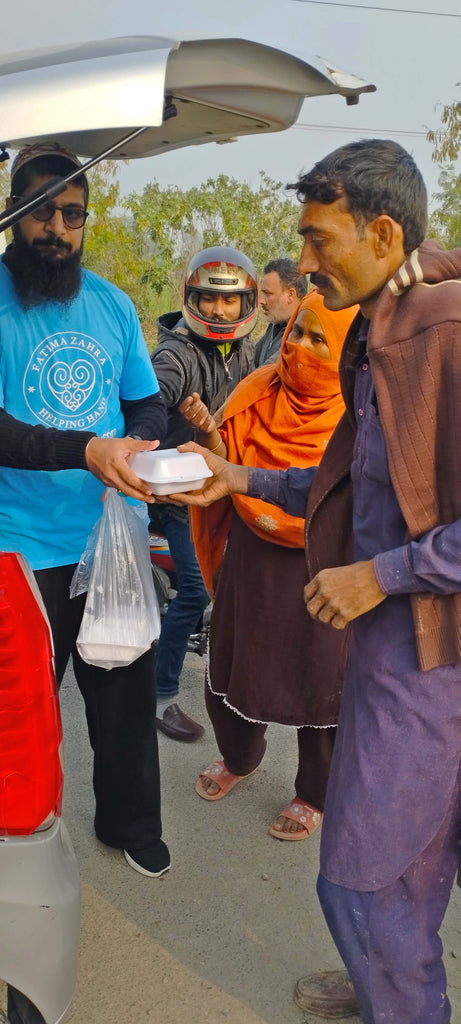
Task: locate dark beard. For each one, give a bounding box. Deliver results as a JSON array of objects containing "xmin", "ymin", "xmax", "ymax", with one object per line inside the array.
[{"xmin": 4, "ymin": 230, "xmax": 83, "ymax": 309}]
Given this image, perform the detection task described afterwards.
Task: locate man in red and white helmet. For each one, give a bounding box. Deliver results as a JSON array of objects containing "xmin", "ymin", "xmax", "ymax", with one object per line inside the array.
[
  {"xmin": 183, "ymin": 246, "xmax": 258, "ymax": 341},
  {"xmin": 150, "ymin": 246, "xmax": 257, "ymax": 741}
]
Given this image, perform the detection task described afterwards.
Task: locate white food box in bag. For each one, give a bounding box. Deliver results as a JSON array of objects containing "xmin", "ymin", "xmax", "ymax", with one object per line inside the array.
[{"xmin": 130, "ymin": 448, "xmax": 213, "ymax": 495}]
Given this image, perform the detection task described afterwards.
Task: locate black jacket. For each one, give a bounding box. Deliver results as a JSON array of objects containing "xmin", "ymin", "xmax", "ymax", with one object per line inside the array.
[
  {"xmin": 253, "ymin": 320, "xmax": 287, "ymax": 368},
  {"xmin": 151, "ymin": 311, "xmax": 255, "ymax": 449}
]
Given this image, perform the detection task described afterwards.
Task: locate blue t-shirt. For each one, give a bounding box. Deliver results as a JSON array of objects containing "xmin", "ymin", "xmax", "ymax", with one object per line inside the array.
[{"xmin": 0, "ymin": 262, "xmax": 159, "ymax": 569}]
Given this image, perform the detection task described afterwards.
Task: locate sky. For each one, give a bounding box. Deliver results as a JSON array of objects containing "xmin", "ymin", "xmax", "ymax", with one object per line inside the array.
[{"xmin": 1, "ymin": 0, "xmax": 460, "ymax": 211}]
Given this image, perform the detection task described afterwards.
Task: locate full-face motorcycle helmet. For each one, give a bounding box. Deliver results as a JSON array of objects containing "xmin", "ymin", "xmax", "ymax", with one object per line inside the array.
[{"xmin": 183, "ymin": 246, "xmax": 258, "ymax": 340}]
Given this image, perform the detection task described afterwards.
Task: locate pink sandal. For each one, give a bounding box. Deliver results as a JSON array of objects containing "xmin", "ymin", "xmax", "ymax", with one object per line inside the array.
[
  {"xmin": 195, "ymin": 759, "xmax": 256, "ymax": 802},
  {"xmin": 269, "ymin": 798, "xmax": 323, "ymax": 841}
]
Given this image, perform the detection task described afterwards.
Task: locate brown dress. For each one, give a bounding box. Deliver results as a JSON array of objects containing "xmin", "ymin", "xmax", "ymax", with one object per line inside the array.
[{"xmin": 208, "ymin": 514, "xmax": 346, "ymax": 728}]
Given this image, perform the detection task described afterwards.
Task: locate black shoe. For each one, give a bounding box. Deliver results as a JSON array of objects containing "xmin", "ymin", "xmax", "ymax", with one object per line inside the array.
[
  {"xmin": 123, "ymin": 838, "xmax": 170, "ymax": 878},
  {"xmin": 187, "ymin": 631, "xmax": 208, "ymax": 656},
  {"xmin": 294, "ymin": 970, "xmax": 359, "ymax": 1018},
  {"xmin": 155, "ymin": 702, "xmax": 205, "ymax": 741}
]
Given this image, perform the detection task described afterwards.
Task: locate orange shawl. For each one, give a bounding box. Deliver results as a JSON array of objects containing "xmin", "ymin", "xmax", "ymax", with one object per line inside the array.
[{"xmin": 191, "ymin": 290, "xmax": 358, "ymax": 593}]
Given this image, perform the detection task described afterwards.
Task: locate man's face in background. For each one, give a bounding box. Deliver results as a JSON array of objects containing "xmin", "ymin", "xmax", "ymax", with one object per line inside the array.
[{"xmin": 260, "ymin": 271, "xmax": 298, "ymax": 324}]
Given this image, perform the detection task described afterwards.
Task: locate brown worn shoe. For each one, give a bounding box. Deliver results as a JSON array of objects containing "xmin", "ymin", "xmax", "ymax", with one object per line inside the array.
[
  {"xmin": 294, "ymin": 970, "xmax": 359, "ymax": 1018},
  {"xmin": 155, "ymin": 703, "xmax": 204, "ymax": 742}
]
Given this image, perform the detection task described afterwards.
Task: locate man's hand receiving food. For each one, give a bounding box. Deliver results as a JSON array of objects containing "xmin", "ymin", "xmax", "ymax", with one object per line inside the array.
[
  {"xmin": 179, "ymin": 393, "xmax": 227, "ymax": 458},
  {"xmin": 153, "ymin": 441, "xmax": 248, "ymax": 507}
]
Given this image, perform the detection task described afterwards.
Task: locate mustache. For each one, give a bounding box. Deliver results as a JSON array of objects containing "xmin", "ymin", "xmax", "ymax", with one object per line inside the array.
[
  {"xmin": 310, "ymin": 274, "xmax": 332, "ymax": 290},
  {"xmin": 32, "ymin": 235, "xmax": 72, "ymax": 253}
]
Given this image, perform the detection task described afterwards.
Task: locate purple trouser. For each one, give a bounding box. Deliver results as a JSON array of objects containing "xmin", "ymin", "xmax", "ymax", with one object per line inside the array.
[{"xmin": 317, "ymin": 763, "xmax": 461, "ymax": 1024}]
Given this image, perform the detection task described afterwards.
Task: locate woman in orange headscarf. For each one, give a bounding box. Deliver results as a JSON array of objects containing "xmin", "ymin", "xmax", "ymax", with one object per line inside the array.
[{"xmin": 181, "ymin": 289, "xmax": 358, "ymax": 839}]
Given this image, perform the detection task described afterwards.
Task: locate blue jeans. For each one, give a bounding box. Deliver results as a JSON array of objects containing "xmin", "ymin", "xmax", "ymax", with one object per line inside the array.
[{"xmin": 154, "ymin": 506, "xmax": 209, "ymax": 701}]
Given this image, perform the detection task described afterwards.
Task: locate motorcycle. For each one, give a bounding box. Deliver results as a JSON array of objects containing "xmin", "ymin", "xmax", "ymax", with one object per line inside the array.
[{"xmin": 148, "ymin": 529, "xmax": 211, "ymax": 656}]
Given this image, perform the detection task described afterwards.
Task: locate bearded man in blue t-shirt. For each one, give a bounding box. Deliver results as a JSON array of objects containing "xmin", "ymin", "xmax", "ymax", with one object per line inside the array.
[{"xmin": 0, "ymin": 143, "xmax": 170, "ymax": 894}]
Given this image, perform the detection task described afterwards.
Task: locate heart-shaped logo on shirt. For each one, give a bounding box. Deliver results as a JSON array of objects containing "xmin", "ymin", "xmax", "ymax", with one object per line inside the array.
[{"xmin": 47, "ymin": 359, "xmax": 95, "ymax": 411}]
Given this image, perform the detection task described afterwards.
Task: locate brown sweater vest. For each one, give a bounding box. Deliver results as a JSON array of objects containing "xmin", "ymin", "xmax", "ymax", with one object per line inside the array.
[{"xmin": 305, "ymin": 241, "xmax": 461, "ymax": 671}]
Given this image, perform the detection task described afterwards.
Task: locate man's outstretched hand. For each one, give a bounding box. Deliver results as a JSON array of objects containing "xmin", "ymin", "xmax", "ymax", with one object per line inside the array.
[
  {"xmin": 85, "ymin": 436, "xmax": 159, "ymax": 502},
  {"xmin": 304, "ymin": 560, "xmax": 386, "ymax": 629},
  {"xmin": 154, "ymin": 441, "xmax": 249, "ymax": 507},
  {"xmin": 179, "ymin": 392, "xmax": 216, "ymax": 434}
]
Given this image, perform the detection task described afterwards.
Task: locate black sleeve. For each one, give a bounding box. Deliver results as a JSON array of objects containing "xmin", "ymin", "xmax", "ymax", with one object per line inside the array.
[
  {"xmin": 151, "ymin": 346, "xmax": 188, "ymax": 409},
  {"xmin": 120, "ymin": 392, "xmax": 168, "ymax": 441},
  {"xmin": 0, "ymin": 408, "xmax": 95, "ymax": 470},
  {"xmin": 253, "ymin": 336, "xmax": 263, "ymax": 368}
]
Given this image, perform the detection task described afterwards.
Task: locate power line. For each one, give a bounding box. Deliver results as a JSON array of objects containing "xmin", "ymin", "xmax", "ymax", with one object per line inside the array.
[
  {"xmin": 290, "ymin": 0, "xmax": 460, "ymax": 16},
  {"xmin": 293, "ymin": 122, "xmax": 429, "ymax": 138}
]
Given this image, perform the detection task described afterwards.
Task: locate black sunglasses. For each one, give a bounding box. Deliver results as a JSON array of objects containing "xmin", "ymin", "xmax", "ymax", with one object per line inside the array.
[{"xmin": 11, "ymin": 196, "xmax": 89, "ymax": 229}]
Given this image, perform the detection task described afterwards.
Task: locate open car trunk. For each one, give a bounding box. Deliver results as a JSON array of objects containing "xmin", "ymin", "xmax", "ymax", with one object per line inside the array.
[{"xmin": 0, "ymin": 35, "xmax": 375, "ymax": 161}]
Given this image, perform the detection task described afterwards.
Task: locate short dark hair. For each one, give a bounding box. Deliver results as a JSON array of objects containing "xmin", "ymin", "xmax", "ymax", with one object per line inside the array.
[
  {"xmin": 263, "ymin": 258, "xmax": 307, "ymax": 298},
  {"xmin": 287, "ymin": 139, "xmax": 427, "ymax": 254},
  {"xmin": 11, "ymin": 155, "xmax": 89, "ymax": 208}
]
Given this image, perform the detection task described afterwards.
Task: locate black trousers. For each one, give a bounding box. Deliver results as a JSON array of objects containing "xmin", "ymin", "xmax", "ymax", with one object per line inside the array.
[{"xmin": 34, "ymin": 563, "xmax": 163, "ymax": 852}]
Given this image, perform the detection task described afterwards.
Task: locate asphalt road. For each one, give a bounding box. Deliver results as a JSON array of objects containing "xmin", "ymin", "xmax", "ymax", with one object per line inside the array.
[{"xmin": 57, "ymin": 651, "xmax": 461, "ymax": 1024}]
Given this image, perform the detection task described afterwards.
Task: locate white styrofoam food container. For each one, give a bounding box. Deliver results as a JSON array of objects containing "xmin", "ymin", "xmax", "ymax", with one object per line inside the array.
[{"xmin": 130, "ymin": 448, "xmax": 213, "ymax": 495}]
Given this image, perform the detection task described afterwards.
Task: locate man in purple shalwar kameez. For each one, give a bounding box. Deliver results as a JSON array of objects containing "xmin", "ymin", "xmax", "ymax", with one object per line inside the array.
[{"xmin": 167, "ymin": 139, "xmax": 461, "ymax": 1023}]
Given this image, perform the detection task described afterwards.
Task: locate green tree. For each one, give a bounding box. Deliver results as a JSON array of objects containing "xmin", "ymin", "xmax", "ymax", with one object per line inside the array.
[
  {"xmin": 0, "ymin": 162, "xmax": 12, "ymax": 245},
  {"xmin": 83, "ymin": 161, "xmax": 171, "ymax": 343},
  {"xmin": 181, "ymin": 172, "xmax": 301, "ymax": 270},
  {"xmin": 426, "ymin": 91, "xmax": 461, "ymax": 251},
  {"xmin": 427, "ymin": 91, "xmax": 461, "ymax": 164},
  {"xmin": 0, "ymin": 162, "xmax": 9, "ymax": 207},
  {"xmin": 125, "ymin": 172, "xmax": 302, "ymax": 313},
  {"xmin": 428, "ymin": 166, "xmax": 461, "ymax": 249},
  {"xmin": 124, "ymin": 179, "xmax": 191, "ymax": 313}
]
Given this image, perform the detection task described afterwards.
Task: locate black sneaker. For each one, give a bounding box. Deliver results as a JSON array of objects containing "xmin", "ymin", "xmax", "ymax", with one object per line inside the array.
[{"xmin": 123, "ymin": 839, "xmax": 170, "ymax": 878}]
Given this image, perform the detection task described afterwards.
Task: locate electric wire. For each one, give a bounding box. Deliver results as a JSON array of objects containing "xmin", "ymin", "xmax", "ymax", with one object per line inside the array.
[
  {"xmin": 290, "ymin": 0, "xmax": 460, "ymax": 16},
  {"xmin": 293, "ymin": 123, "xmax": 429, "ymax": 138}
]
